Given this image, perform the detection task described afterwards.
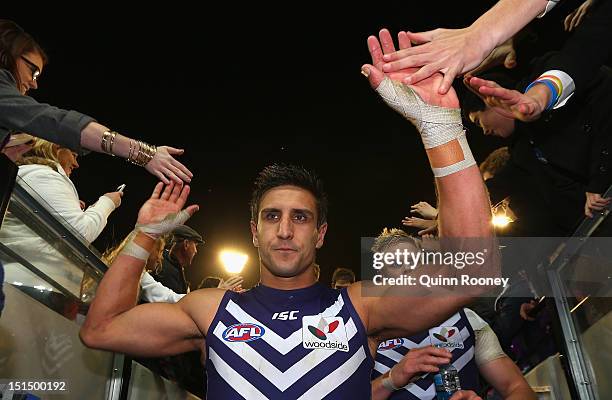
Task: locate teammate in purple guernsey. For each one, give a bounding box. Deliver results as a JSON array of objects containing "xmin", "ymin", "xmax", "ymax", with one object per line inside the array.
[
  {"xmin": 80, "ymin": 29, "xmax": 499, "ymax": 399},
  {"xmin": 369, "ymin": 229, "xmax": 535, "ymax": 400}
]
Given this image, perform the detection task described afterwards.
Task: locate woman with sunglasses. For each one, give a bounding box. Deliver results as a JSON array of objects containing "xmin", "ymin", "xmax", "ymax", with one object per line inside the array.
[{"xmin": 0, "ymin": 19, "xmax": 193, "ymax": 185}]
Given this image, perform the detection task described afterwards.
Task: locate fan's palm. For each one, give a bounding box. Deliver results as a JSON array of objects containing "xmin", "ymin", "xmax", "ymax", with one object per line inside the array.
[{"xmin": 365, "ymin": 29, "xmax": 459, "ymax": 109}]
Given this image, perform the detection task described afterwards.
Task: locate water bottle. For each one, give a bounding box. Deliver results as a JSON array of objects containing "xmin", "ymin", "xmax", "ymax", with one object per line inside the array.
[{"xmin": 433, "ymin": 363, "xmax": 461, "ymax": 400}]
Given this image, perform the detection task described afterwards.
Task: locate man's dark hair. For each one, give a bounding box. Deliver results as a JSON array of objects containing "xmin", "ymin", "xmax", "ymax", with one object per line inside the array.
[
  {"xmin": 331, "ymin": 267, "xmax": 355, "ymax": 284},
  {"xmin": 250, "ymin": 164, "xmax": 328, "ymax": 227},
  {"xmin": 480, "ymin": 146, "xmax": 510, "ymax": 177}
]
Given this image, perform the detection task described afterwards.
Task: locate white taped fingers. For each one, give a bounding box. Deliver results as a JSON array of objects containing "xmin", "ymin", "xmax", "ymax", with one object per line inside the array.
[
  {"xmin": 121, "ymin": 240, "xmax": 150, "ymax": 261},
  {"xmin": 135, "ymin": 209, "xmax": 191, "ymax": 239},
  {"xmin": 431, "ymin": 134, "xmax": 476, "ymax": 178},
  {"xmin": 374, "ymin": 77, "xmax": 464, "ymax": 149}
]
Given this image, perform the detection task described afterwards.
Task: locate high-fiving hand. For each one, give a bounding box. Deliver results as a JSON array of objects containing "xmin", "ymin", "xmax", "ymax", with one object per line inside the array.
[
  {"xmin": 136, "ymin": 182, "xmax": 199, "ymax": 236},
  {"xmin": 362, "ymin": 29, "xmax": 459, "ymax": 109}
]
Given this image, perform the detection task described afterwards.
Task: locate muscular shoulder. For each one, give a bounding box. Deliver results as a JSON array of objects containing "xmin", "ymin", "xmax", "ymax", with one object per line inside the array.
[{"xmin": 177, "ymin": 288, "xmax": 228, "ymax": 335}]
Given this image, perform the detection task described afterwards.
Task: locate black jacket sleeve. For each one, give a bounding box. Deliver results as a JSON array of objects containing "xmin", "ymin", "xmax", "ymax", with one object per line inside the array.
[
  {"xmin": 0, "ymin": 69, "xmax": 95, "ymax": 153},
  {"xmin": 537, "ymin": 0, "xmax": 612, "ymax": 98}
]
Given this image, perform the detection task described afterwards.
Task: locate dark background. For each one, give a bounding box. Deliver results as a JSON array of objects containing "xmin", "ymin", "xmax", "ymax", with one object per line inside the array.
[{"xmin": 5, "ymin": 2, "xmax": 580, "ymax": 288}]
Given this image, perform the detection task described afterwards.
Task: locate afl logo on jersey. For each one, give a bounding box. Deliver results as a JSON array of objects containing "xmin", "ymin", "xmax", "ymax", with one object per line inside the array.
[
  {"xmin": 378, "ymin": 338, "xmax": 404, "ymax": 351},
  {"xmin": 222, "ymin": 323, "xmax": 265, "ymax": 342}
]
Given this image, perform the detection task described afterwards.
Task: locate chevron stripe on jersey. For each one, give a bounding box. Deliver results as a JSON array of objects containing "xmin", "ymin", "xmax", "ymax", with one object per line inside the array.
[
  {"xmin": 205, "ymin": 283, "xmax": 373, "ymax": 399},
  {"xmin": 372, "ymin": 309, "xmax": 478, "ymax": 399}
]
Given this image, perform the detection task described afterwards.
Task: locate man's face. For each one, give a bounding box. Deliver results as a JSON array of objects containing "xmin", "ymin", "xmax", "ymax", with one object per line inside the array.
[
  {"xmin": 251, "ymin": 185, "xmax": 327, "ymax": 278},
  {"xmin": 184, "ymin": 240, "xmax": 198, "ymax": 266},
  {"xmin": 469, "ymin": 107, "xmax": 515, "ymax": 138},
  {"xmin": 16, "ymin": 51, "xmax": 43, "ymax": 95}
]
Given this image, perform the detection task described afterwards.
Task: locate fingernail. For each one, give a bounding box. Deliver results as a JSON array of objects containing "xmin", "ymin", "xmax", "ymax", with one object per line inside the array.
[
  {"xmin": 361, "ymin": 67, "xmax": 370, "ymax": 77},
  {"xmin": 382, "ymin": 63, "xmax": 390, "ymax": 72},
  {"xmin": 383, "ymin": 54, "xmax": 390, "ymax": 61}
]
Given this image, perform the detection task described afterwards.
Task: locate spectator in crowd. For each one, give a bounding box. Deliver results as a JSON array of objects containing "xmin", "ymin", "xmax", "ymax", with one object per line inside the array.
[
  {"xmin": 0, "ymin": 19, "xmax": 192, "ymax": 184},
  {"xmin": 402, "ymin": 201, "xmax": 438, "ymax": 236},
  {"xmin": 198, "ymin": 275, "xmax": 244, "ymax": 292},
  {"xmin": 480, "ymin": 147, "xmax": 510, "ymax": 182},
  {"xmin": 462, "ymin": 60, "xmax": 612, "ymax": 232},
  {"xmin": 99, "ymin": 233, "xmax": 185, "ymax": 304},
  {"xmin": 0, "ymin": 138, "xmax": 122, "ymax": 296},
  {"xmin": 1, "ymin": 132, "xmax": 34, "ymax": 162},
  {"xmin": 152, "ymin": 225, "xmax": 203, "ymax": 294},
  {"xmin": 331, "ymin": 267, "xmax": 355, "ymax": 289},
  {"xmin": 0, "ymin": 18, "xmax": 193, "ymax": 314},
  {"xmin": 380, "ymin": 0, "xmax": 612, "ymax": 101}
]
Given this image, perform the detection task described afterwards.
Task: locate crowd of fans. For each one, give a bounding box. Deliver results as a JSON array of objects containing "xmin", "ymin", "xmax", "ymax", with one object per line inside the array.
[{"xmin": 1, "ymin": 1, "xmax": 611, "ymax": 397}]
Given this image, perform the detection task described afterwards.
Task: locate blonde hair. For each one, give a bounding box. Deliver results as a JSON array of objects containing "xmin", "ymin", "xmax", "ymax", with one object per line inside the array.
[
  {"xmin": 15, "ymin": 138, "xmax": 61, "ymax": 170},
  {"xmin": 26, "ymin": 138, "xmax": 60, "ymax": 162},
  {"xmin": 371, "ymin": 228, "xmax": 421, "ymax": 253},
  {"xmin": 103, "ymin": 233, "xmax": 167, "ymax": 275}
]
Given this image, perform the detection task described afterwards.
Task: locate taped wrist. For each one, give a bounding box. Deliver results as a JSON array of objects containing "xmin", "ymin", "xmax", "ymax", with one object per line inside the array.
[
  {"xmin": 375, "ymin": 77, "xmax": 475, "ymax": 177},
  {"xmin": 121, "ymin": 239, "xmax": 150, "ymax": 262},
  {"xmin": 135, "ymin": 210, "xmax": 191, "ymax": 239}
]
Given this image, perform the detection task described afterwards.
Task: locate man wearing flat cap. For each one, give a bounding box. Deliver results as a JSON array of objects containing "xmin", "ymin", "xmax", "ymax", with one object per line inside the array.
[{"xmin": 153, "ymin": 225, "xmax": 204, "ymax": 294}]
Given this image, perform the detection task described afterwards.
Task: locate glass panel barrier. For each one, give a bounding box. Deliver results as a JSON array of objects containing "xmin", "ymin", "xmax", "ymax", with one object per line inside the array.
[
  {"xmin": 555, "ymin": 238, "xmax": 612, "ymax": 400},
  {"xmin": 0, "ymin": 179, "xmax": 201, "ymax": 399}
]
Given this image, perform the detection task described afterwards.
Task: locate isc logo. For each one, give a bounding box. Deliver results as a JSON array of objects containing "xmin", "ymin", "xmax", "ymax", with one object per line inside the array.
[
  {"xmin": 272, "ymin": 311, "xmax": 299, "ymax": 320},
  {"xmin": 222, "ymin": 323, "xmax": 265, "ymax": 342},
  {"xmin": 378, "ymin": 338, "xmax": 404, "ymax": 351}
]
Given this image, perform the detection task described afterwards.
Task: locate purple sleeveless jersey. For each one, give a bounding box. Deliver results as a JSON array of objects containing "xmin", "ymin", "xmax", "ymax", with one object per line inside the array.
[
  {"xmin": 205, "ymin": 283, "xmax": 374, "ymax": 399},
  {"xmin": 372, "ymin": 309, "xmax": 478, "ymax": 399}
]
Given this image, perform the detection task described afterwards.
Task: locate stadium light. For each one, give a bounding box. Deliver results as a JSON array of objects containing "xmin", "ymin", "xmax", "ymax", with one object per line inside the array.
[{"xmin": 220, "ymin": 250, "xmax": 248, "ymax": 274}]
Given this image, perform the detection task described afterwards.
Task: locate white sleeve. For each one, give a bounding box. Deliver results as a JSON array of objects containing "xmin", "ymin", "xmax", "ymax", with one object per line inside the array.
[
  {"xmin": 537, "ymin": 0, "xmax": 562, "ymax": 17},
  {"xmin": 542, "ymin": 70, "xmax": 576, "ymax": 109},
  {"xmin": 140, "ymin": 271, "xmax": 186, "ymax": 303},
  {"xmin": 20, "ymin": 168, "xmax": 116, "ymax": 243}
]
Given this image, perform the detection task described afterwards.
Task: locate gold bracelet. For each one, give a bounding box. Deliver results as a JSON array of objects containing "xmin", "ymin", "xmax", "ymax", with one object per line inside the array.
[
  {"xmin": 127, "ymin": 139, "xmax": 136, "ymax": 162},
  {"xmin": 101, "ymin": 131, "xmax": 111, "ymax": 153},
  {"xmin": 127, "ymin": 140, "xmax": 157, "ymax": 167},
  {"xmin": 108, "ymin": 131, "xmax": 117, "ymax": 156},
  {"xmin": 101, "ymin": 130, "xmax": 119, "ymax": 155}
]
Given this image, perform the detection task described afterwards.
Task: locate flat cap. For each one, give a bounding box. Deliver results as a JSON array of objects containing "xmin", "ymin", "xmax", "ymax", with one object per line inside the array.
[{"xmin": 171, "ymin": 225, "xmax": 204, "ymax": 244}]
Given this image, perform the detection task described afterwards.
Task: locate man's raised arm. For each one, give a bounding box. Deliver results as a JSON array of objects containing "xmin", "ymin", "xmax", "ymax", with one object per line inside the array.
[
  {"xmin": 80, "ymin": 182, "xmax": 214, "ymax": 357},
  {"xmin": 354, "ymin": 29, "xmax": 498, "ymax": 338}
]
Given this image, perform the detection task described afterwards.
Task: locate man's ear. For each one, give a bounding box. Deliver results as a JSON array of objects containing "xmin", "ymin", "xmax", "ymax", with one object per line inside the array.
[
  {"xmin": 315, "ymin": 223, "xmax": 328, "ymax": 249},
  {"xmin": 250, "ymin": 221, "xmax": 259, "ymax": 247},
  {"xmin": 182, "ymin": 240, "xmax": 189, "ymax": 251}
]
